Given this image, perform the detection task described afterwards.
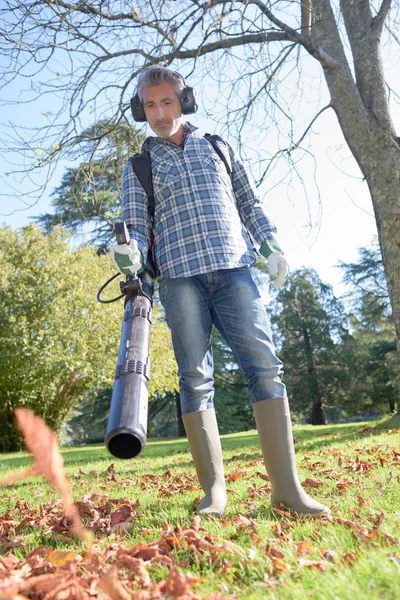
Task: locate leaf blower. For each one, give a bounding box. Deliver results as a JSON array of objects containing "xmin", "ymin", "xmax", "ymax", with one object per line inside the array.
[{"xmin": 97, "ymin": 222, "xmax": 155, "ymax": 459}]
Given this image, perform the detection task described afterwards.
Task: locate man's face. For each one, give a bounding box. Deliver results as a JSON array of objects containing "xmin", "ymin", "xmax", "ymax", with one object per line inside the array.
[{"xmin": 142, "ymin": 81, "xmax": 184, "ymax": 143}]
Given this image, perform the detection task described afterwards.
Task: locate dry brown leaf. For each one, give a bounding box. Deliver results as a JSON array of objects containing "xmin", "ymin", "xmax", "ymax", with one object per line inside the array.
[
  {"xmin": 297, "ymin": 541, "xmax": 312, "ymax": 556},
  {"xmin": 0, "ymin": 594, "xmax": 29, "ymax": 600},
  {"xmin": 160, "ymin": 566, "xmax": 203, "ymax": 598},
  {"xmin": 337, "ymin": 480, "xmax": 353, "ymax": 489},
  {"xmin": 190, "ymin": 515, "xmax": 201, "ymax": 532},
  {"xmin": 99, "ymin": 567, "xmax": 131, "ymax": 600},
  {"xmin": 302, "ymin": 478, "xmax": 324, "ymax": 489},
  {"xmin": 45, "ymin": 550, "xmax": 80, "ymax": 567},
  {"xmin": 227, "ymin": 471, "xmax": 248, "ymax": 482},
  {"xmin": 264, "ymin": 544, "xmax": 285, "ymax": 559},
  {"xmin": 270, "ymin": 557, "xmax": 291, "ymax": 573},
  {"xmin": 322, "ymin": 549, "xmax": 338, "ymax": 563},
  {"xmin": 110, "ymin": 505, "xmax": 137, "ymax": 533},
  {"xmin": 256, "ymin": 471, "xmax": 270, "ymax": 482},
  {"xmin": 342, "ymin": 551, "xmax": 359, "ymax": 565},
  {"xmin": 0, "ymin": 409, "xmax": 90, "ymax": 546},
  {"xmin": 298, "ymin": 559, "xmax": 328, "ymax": 571}
]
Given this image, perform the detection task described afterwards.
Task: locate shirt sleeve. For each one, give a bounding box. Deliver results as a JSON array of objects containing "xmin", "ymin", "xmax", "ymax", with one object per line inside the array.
[
  {"xmin": 229, "ymin": 144, "xmax": 278, "ymax": 246},
  {"xmin": 121, "ymin": 160, "xmax": 151, "ymax": 257}
]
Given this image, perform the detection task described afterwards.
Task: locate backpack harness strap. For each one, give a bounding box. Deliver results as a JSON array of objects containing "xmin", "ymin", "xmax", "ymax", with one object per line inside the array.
[
  {"xmin": 128, "ymin": 134, "xmax": 232, "ymax": 226},
  {"xmin": 128, "ymin": 134, "xmax": 256, "ymax": 261}
]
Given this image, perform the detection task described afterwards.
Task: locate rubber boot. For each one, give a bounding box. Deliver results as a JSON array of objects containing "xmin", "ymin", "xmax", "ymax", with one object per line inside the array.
[
  {"xmin": 182, "ymin": 409, "xmax": 227, "ymax": 516},
  {"xmin": 253, "ymin": 397, "xmax": 331, "ymax": 517}
]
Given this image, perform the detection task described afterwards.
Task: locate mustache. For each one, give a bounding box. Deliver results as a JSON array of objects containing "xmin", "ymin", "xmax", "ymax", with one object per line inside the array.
[{"xmin": 155, "ymin": 119, "xmax": 172, "ymax": 126}]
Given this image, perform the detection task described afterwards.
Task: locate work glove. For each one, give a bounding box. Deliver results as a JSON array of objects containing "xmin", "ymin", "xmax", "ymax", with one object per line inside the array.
[
  {"xmin": 110, "ymin": 239, "xmax": 144, "ymax": 275},
  {"xmin": 267, "ymin": 253, "xmax": 289, "ymax": 288},
  {"xmin": 260, "ymin": 240, "xmax": 289, "ymax": 289}
]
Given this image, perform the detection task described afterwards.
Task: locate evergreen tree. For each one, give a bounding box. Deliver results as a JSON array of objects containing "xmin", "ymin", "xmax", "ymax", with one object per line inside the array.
[
  {"xmin": 269, "ymin": 268, "xmax": 350, "ymax": 425},
  {"xmin": 35, "ymin": 121, "xmax": 145, "ymax": 252},
  {"xmin": 339, "ymin": 243, "xmax": 397, "ymax": 413}
]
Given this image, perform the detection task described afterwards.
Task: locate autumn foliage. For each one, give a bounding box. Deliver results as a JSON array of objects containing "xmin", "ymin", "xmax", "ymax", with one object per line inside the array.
[{"xmin": 0, "ymin": 410, "xmax": 399, "ymax": 599}]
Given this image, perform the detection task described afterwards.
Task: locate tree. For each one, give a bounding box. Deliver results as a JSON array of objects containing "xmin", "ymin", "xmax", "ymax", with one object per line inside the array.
[
  {"xmin": 269, "ymin": 268, "xmax": 350, "ymax": 424},
  {"xmin": 1, "ymin": 1, "xmax": 400, "ymax": 371},
  {"xmin": 339, "ymin": 242, "xmax": 398, "ymax": 413},
  {"xmin": 35, "ymin": 121, "xmax": 145, "ymax": 252},
  {"xmin": 0, "ymin": 224, "xmax": 178, "ymax": 450}
]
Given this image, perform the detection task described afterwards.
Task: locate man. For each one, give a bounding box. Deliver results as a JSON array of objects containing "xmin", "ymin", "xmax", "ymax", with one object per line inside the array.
[{"xmin": 112, "ymin": 65, "xmax": 330, "ymax": 518}]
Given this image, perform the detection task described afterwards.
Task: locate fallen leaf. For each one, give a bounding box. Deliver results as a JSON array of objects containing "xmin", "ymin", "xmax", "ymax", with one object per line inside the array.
[
  {"xmin": 0, "ymin": 409, "xmax": 90, "ymax": 546},
  {"xmin": 256, "ymin": 471, "xmax": 270, "ymax": 482},
  {"xmin": 227, "ymin": 471, "xmax": 247, "ymax": 482},
  {"xmin": 99, "ymin": 566, "xmax": 131, "ymax": 600},
  {"xmin": 298, "ymin": 558, "xmax": 328, "ymax": 571},
  {"xmin": 0, "ymin": 594, "xmax": 29, "ymax": 600},
  {"xmin": 302, "ymin": 478, "xmax": 324, "ymax": 489},
  {"xmin": 45, "ymin": 550, "xmax": 80, "ymax": 567},
  {"xmin": 160, "ymin": 566, "xmax": 203, "ymax": 598},
  {"xmin": 264, "ymin": 543, "xmax": 285, "ymax": 559},
  {"xmin": 337, "ymin": 480, "xmax": 353, "ymax": 489},
  {"xmin": 322, "ymin": 549, "xmax": 338, "ymax": 563},
  {"xmin": 297, "ymin": 541, "xmax": 312, "ymax": 556},
  {"xmin": 342, "ymin": 551, "xmax": 359, "ymax": 565}
]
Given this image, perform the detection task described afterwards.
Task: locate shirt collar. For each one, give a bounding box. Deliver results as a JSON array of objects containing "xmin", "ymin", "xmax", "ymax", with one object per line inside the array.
[{"xmin": 142, "ymin": 121, "xmax": 198, "ymax": 150}]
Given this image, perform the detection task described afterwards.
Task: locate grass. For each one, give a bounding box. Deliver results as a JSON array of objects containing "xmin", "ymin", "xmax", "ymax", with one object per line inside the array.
[{"xmin": 0, "ymin": 418, "xmax": 399, "ymax": 599}]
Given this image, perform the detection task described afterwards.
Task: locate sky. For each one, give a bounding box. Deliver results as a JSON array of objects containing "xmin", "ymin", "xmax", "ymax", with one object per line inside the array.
[
  {"xmin": 0, "ymin": 89, "xmax": 379, "ymax": 300},
  {"xmin": 1, "ymin": 8, "xmax": 397, "ymax": 300}
]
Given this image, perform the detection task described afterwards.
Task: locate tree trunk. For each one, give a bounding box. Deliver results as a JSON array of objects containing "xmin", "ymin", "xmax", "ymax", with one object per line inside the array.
[
  {"xmin": 302, "ymin": 326, "xmax": 327, "ymax": 425},
  {"xmin": 312, "ymin": 400, "xmax": 326, "ymax": 426},
  {"xmin": 176, "ymin": 393, "xmax": 186, "ymax": 437},
  {"xmin": 310, "ymin": 0, "xmax": 400, "ymax": 408}
]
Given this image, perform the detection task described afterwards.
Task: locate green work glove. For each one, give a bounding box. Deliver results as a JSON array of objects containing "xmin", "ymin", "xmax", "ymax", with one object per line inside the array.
[
  {"xmin": 260, "ymin": 240, "xmax": 289, "ymax": 288},
  {"xmin": 110, "ymin": 239, "xmax": 144, "ymax": 275}
]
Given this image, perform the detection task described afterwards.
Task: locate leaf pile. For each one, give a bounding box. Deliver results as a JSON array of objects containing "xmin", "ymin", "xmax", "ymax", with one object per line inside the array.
[
  {"xmin": 0, "ymin": 411, "xmax": 399, "ymax": 599},
  {"xmin": 0, "ymin": 513, "xmax": 239, "ymax": 600},
  {"xmin": 0, "ymin": 409, "xmax": 89, "ymax": 545}
]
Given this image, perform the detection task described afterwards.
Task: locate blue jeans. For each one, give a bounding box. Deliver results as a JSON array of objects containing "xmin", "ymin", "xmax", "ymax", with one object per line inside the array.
[{"xmin": 159, "ymin": 266, "xmax": 287, "ymax": 415}]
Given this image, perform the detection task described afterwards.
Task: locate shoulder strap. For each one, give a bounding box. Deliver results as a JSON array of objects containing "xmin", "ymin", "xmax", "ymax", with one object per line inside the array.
[
  {"xmin": 129, "ymin": 152, "xmax": 155, "ymax": 219},
  {"xmin": 205, "ymin": 133, "xmax": 255, "ymax": 248},
  {"xmin": 129, "ymin": 136, "xmax": 232, "ymax": 219},
  {"xmin": 204, "ymin": 133, "xmax": 232, "ymax": 178}
]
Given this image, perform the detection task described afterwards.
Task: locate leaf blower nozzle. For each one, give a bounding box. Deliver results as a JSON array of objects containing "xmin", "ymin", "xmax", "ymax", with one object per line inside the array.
[
  {"xmin": 105, "ymin": 290, "xmax": 152, "ymax": 458},
  {"xmin": 99, "ymin": 221, "xmax": 155, "ymax": 459}
]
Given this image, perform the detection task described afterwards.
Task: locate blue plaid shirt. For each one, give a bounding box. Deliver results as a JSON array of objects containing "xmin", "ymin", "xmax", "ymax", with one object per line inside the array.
[{"xmin": 121, "ymin": 123, "xmax": 278, "ymax": 279}]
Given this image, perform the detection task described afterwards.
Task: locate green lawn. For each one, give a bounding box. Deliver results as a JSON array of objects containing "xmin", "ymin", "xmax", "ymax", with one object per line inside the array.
[{"xmin": 0, "ymin": 418, "xmax": 399, "ymax": 599}]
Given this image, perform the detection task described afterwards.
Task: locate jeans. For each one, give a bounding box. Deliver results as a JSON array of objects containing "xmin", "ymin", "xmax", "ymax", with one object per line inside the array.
[{"xmin": 159, "ymin": 266, "xmax": 287, "ymax": 415}]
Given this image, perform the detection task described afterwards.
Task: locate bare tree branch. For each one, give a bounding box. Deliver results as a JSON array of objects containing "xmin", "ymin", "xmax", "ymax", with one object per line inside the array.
[
  {"xmin": 301, "ymin": 0, "xmax": 313, "ymax": 36},
  {"xmin": 372, "ymin": 0, "xmax": 393, "ymax": 36},
  {"xmin": 257, "ymin": 103, "xmax": 333, "ymax": 185}
]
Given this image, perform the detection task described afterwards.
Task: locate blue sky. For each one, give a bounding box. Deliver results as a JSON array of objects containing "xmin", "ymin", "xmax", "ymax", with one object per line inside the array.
[
  {"xmin": 0, "ymin": 85, "xmax": 380, "ymax": 299},
  {"xmin": 1, "ymin": 15, "xmax": 398, "ymax": 299}
]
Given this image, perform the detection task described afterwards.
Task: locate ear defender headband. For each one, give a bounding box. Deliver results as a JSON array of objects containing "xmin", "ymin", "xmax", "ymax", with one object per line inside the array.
[{"xmin": 130, "ymin": 71, "xmax": 198, "ymax": 122}]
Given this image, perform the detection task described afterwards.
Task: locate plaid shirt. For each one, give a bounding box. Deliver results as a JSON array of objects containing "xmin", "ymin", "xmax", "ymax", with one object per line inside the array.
[{"xmin": 121, "ymin": 122, "xmax": 278, "ymax": 279}]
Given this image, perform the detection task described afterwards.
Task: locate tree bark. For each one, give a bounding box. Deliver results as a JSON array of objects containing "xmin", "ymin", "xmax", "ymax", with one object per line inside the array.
[
  {"xmin": 310, "ymin": 1, "xmax": 400, "ymax": 404},
  {"xmin": 176, "ymin": 393, "xmax": 186, "ymax": 437},
  {"xmin": 302, "ymin": 326, "xmax": 327, "ymax": 425}
]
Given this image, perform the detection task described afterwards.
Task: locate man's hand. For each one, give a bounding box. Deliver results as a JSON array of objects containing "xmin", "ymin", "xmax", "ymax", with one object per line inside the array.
[
  {"xmin": 267, "ymin": 253, "xmax": 289, "ymax": 288},
  {"xmin": 111, "ymin": 239, "xmax": 143, "ymax": 275}
]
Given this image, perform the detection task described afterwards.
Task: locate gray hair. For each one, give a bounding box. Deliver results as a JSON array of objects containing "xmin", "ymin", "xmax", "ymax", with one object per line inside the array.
[{"xmin": 137, "ymin": 66, "xmax": 185, "ymax": 103}]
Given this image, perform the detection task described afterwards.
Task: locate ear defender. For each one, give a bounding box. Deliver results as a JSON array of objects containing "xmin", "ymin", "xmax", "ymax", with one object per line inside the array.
[
  {"xmin": 130, "ymin": 75, "xmax": 198, "ymax": 122},
  {"xmin": 130, "ymin": 94, "xmax": 147, "ymax": 122},
  {"xmin": 180, "ymin": 86, "xmax": 198, "ymax": 115}
]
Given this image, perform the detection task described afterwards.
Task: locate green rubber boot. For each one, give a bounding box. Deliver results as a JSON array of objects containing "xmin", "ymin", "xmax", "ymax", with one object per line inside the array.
[
  {"xmin": 253, "ymin": 397, "xmax": 331, "ymax": 517},
  {"xmin": 182, "ymin": 409, "xmax": 227, "ymax": 516}
]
